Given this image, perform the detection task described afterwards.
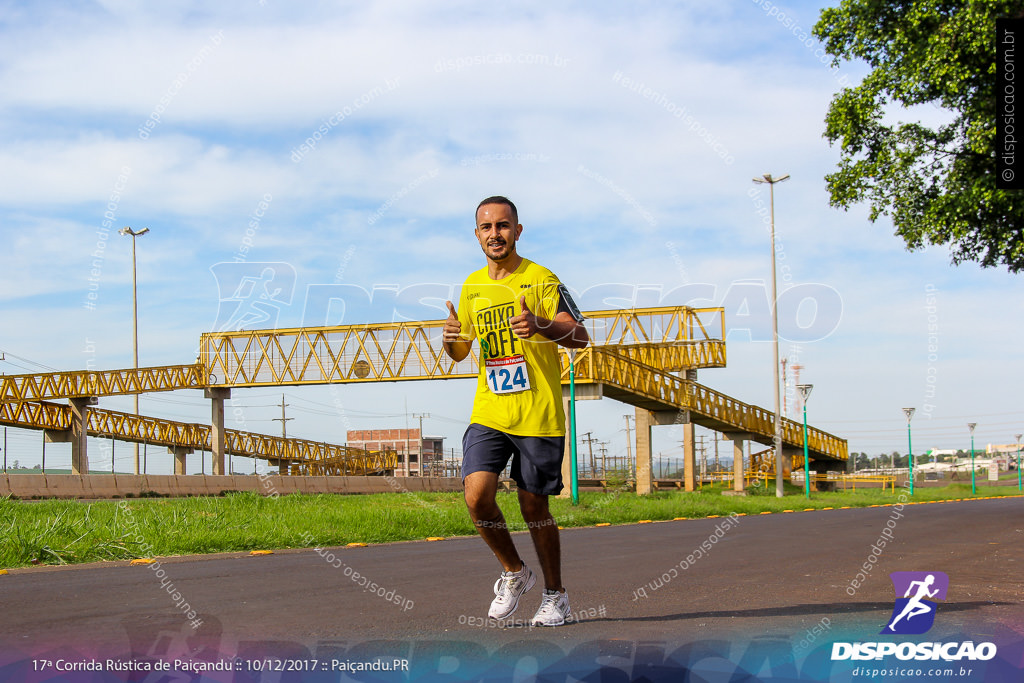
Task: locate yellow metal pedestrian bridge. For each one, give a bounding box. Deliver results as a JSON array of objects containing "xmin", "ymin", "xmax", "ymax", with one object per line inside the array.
[{"xmin": 0, "ymin": 305, "xmax": 845, "ymax": 476}]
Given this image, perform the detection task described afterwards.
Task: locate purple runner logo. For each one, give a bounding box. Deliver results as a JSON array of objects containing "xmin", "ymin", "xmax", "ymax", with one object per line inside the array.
[{"xmin": 881, "ymin": 571, "xmax": 949, "ymax": 635}]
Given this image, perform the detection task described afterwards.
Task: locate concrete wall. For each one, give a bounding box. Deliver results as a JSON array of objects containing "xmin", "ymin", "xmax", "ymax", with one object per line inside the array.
[{"xmin": 0, "ymin": 474, "xmax": 464, "ymax": 499}]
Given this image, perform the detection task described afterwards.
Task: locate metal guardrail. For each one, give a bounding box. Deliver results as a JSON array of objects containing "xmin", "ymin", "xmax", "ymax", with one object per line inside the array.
[{"xmin": 751, "ymin": 470, "xmax": 897, "ymax": 492}]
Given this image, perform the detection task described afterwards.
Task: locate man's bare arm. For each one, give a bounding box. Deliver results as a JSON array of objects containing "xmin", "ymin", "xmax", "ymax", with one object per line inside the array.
[{"xmin": 510, "ymin": 297, "xmax": 589, "ymax": 349}]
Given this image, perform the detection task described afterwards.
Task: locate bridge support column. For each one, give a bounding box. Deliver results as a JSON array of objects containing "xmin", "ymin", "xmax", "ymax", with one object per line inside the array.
[
  {"xmin": 682, "ymin": 370, "xmax": 699, "ymax": 491},
  {"xmin": 206, "ymin": 388, "xmax": 231, "ymax": 476},
  {"xmin": 69, "ymin": 397, "xmax": 97, "ymax": 475},
  {"xmin": 781, "ymin": 448, "xmax": 795, "ymax": 479},
  {"xmin": 732, "ymin": 438, "xmax": 745, "ymax": 492},
  {"xmin": 168, "ymin": 446, "xmax": 193, "ymax": 474},
  {"xmin": 634, "ymin": 408, "xmax": 680, "ymax": 495},
  {"xmin": 683, "ymin": 422, "xmax": 697, "ymax": 491},
  {"xmin": 636, "ymin": 409, "xmax": 653, "ymax": 495},
  {"xmin": 722, "ymin": 432, "xmax": 755, "ymax": 493}
]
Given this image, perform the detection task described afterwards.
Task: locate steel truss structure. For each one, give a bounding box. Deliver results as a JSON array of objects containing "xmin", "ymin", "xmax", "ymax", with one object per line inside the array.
[
  {"xmin": 0, "ymin": 304, "xmax": 846, "ymax": 469},
  {"xmin": 0, "ymin": 400, "xmax": 395, "ymax": 475}
]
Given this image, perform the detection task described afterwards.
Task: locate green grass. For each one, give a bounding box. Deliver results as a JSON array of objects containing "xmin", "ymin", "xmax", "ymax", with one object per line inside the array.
[{"xmin": 0, "ymin": 484, "xmax": 1020, "ymax": 569}]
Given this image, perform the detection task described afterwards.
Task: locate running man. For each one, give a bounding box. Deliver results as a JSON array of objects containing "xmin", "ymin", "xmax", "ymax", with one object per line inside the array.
[
  {"xmin": 887, "ymin": 574, "xmax": 939, "ymax": 631},
  {"xmin": 442, "ymin": 195, "xmax": 589, "ymax": 626}
]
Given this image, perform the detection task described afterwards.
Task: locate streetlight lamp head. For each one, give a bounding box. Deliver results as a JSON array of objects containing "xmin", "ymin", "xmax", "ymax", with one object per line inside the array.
[
  {"xmin": 903, "ymin": 407, "xmax": 915, "ymax": 422},
  {"xmin": 136, "ymin": 227, "xmax": 150, "ymax": 236},
  {"xmin": 118, "ymin": 227, "xmax": 130, "ymax": 236},
  {"xmin": 797, "ymin": 384, "xmax": 813, "ymax": 401},
  {"xmin": 1016, "ymin": 433, "xmax": 1022, "ymax": 441},
  {"xmin": 753, "ymin": 173, "xmax": 791, "ymax": 185},
  {"xmin": 968, "ymin": 422, "xmax": 977, "ymax": 433}
]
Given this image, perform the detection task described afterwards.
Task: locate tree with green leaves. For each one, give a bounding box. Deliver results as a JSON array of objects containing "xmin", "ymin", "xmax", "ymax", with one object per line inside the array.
[
  {"xmin": 849, "ymin": 451, "xmax": 871, "ymax": 471},
  {"xmin": 814, "ymin": 1, "xmax": 1024, "ymax": 271}
]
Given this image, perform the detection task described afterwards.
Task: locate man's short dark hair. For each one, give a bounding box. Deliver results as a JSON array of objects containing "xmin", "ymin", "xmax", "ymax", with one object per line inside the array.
[{"xmin": 476, "ymin": 196, "xmax": 518, "ymax": 225}]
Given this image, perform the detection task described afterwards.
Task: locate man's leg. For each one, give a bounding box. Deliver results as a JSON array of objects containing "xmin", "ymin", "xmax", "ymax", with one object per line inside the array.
[
  {"xmin": 518, "ymin": 488, "xmax": 563, "ymax": 591},
  {"xmin": 464, "ymin": 470, "xmax": 523, "ymax": 572}
]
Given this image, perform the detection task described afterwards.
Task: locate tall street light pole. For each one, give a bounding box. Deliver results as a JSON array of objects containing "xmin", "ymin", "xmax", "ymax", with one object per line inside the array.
[
  {"xmin": 903, "ymin": 408, "xmax": 916, "ymax": 495},
  {"xmin": 752, "ymin": 172, "xmax": 790, "ymax": 497},
  {"xmin": 967, "ymin": 422, "xmax": 977, "ymax": 495},
  {"xmin": 797, "ymin": 384, "xmax": 813, "ymax": 499},
  {"xmin": 119, "ymin": 226, "xmax": 149, "ymax": 474}
]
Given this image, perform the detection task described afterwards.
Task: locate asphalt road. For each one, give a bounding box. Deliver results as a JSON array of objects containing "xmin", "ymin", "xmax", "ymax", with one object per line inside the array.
[{"xmin": 1, "ymin": 496, "xmax": 1022, "ymax": 681}]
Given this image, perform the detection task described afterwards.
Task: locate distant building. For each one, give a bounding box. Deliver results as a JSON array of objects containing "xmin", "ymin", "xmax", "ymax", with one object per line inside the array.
[
  {"xmin": 924, "ymin": 449, "xmax": 959, "ymax": 459},
  {"xmin": 346, "ymin": 429, "xmax": 445, "ymax": 476},
  {"xmin": 924, "ymin": 444, "xmax": 1019, "ymax": 472}
]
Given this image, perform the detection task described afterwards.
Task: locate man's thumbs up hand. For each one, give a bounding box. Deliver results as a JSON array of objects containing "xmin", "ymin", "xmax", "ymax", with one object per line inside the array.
[
  {"xmin": 510, "ymin": 295, "xmax": 539, "ymax": 340},
  {"xmin": 443, "ymin": 300, "xmax": 462, "ymax": 342}
]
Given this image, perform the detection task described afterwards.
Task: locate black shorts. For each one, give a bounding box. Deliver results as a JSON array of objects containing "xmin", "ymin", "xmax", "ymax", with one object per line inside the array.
[{"xmin": 461, "ymin": 423, "xmax": 565, "ymax": 496}]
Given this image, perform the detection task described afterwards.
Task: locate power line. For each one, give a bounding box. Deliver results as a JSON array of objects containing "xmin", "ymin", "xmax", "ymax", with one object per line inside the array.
[{"xmin": 826, "ymin": 410, "xmax": 1024, "ymax": 424}]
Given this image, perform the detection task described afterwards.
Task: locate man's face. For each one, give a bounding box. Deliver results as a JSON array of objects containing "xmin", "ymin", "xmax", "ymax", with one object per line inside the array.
[{"xmin": 475, "ymin": 203, "xmax": 522, "ymax": 263}]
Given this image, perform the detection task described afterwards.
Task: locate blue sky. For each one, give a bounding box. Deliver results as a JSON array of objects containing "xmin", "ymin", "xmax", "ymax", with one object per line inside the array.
[{"xmin": 1, "ymin": 0, "xmax": 1021, "ymax": 473}]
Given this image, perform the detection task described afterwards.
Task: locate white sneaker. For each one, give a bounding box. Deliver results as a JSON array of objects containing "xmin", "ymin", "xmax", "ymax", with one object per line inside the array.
[
  {"xmin": 531, "ymin": 588, "xmax": 571, "ymax": 626},
  {"xmin": 488, "ymin": 563, "xmax": 536, "ymax": 619}
]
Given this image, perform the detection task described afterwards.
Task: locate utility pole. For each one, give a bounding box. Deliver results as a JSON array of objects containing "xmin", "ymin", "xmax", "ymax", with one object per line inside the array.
[
  {"xmin": 403, "ymin": 398, "xmax": 410, "ymax": 477},
  {"xmin": 781, "ymin": 357, "xmax": 788, "ymax": 418},
  {"xmin": 678, "ymin": 439, "xmax": 688, "ymax": 481},
  {"xmin": 598, "ymin": 441, "xmax": 608, "ymax": 477},
  {"xmin": 272, "ymin": 394, "xmax": 294, "ymax": 438},
  {"xmin": 582, "ymin": 432, "xmax": 597, "ymax": 477},
  {"xmin": 792, "ymin": 364, "xmax": 805, "ymax": 413},
  {"xmin": 413, "ymin": 412, "xmax": 430, "ymax": 475},
  {"xmin": 696, "ymin": 435, "xmax": 707, "ymax": 482},
  {"xmin": 270, "ymin": 393, "xmax": 294, "ymax": 476},
  {"xmin": 714, "ymin": 433, "xmax": 720, "ymax": 475}
]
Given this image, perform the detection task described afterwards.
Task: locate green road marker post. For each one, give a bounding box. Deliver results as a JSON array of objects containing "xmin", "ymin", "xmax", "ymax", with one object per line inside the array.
[
  {"xmin": 570, "ymin": 349, "xmax": 579, "ymax": 504},
  {"xmin": 904, "ymin": 408, "xmax": 915, "ymax": 496},
  {"xmin": 968, "ymin": 423, "xmax": 977, "ymax": 495},
  {"xmin": 798, "ymin": 384, "xmax": 813, "ymax": 500}
]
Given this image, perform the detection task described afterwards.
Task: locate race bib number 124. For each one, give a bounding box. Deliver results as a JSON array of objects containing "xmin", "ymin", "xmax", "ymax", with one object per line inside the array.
[{"xmin": 485, "ymin": 355, "xmax": 530, "ymax": 394}]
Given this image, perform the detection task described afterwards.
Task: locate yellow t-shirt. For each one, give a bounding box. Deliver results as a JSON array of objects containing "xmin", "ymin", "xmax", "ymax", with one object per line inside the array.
[{"xmin": 457, "ymin": 258, "xmax": 566, "ymax": 437}]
